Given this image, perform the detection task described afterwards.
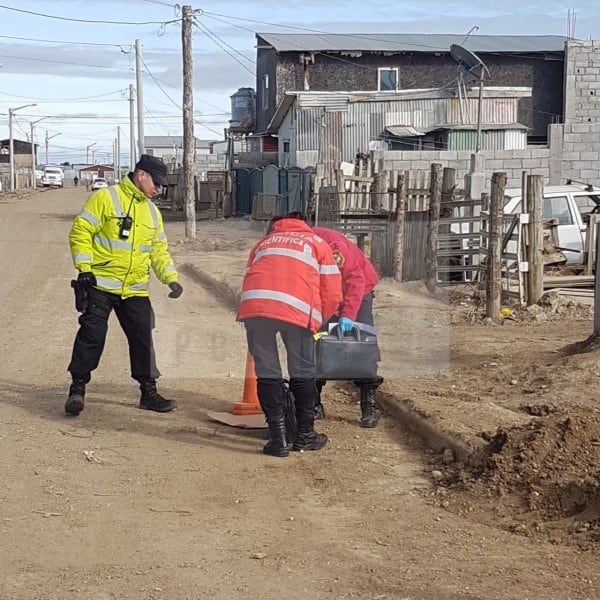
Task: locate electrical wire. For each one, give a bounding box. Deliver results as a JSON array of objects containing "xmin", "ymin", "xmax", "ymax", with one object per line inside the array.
[
  {"xmin": 0, "ymin": 33, "xmax": 131, "ymax": 48},
  {"xmin": 0, "ymin": 3, "xmax": 181, "ymax": 25},
  {"xmin": 140, "ymin": 0, "xmax": 177, "ymax": 7},
  {"xmin": 0, "ymin": 53, "xmax": 133, "ymax": 72},
  {"xmin": 0, "ymin": 89, "xmax": 127, "ymax": 102},
  {"xmin": 194, "ymin": 21, "xmax": 255, "ymax": 75}
]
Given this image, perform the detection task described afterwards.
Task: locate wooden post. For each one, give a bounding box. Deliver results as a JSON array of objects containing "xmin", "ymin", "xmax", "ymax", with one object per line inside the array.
[
  {"xmin": 182, "ymin": 5, "xmax": 196, "ymax": 239},
  {"xmin": 425, "ymin": 163, "xmax": 443, "ymax": 293},
  {"xmin": 371, "ymin": 158, "xmax": 385, "ymax": 211},
  {"xmin": 526, "ymin": 175, "xmax": 544, "ymax": 305},
  {"xmin": 594, "ymin": 222, "xmax": 600, "ymax": 336},
  {"xmin": 441, "ymin": 167, "xmax": 456, "ymax": 213},
  {"xmin": 486, "ymin": 173, "xmax": 506, "ymax": 321},
  {"xmin": 393, "ymin": 172, "xmax": 407, "ymax": 282}
]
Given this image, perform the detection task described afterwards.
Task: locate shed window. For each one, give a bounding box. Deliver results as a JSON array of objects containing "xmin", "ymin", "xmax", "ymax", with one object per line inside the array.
[{"xmin": 378, "ymin": 68, "xmax": 398, "ymax": 91}]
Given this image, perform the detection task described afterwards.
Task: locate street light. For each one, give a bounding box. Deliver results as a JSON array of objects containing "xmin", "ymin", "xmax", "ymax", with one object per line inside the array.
[
  {"xmin": 9, "ymin": 103, "xmax": 37, "ymax": 192},
  {"xmin": 45, "ymin": 130, "xmax": 61, "ymax": 165},
  {"xmin": 86, "ymin": 142, "xmax": 97, "ymax": 164},
  {"xmin": 30, "ymin": 117, "xmax": 47, "ymax": 190}
]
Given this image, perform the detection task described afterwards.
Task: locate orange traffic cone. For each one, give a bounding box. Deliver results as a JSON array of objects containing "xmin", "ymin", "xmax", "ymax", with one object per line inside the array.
[{"xmin": 231, "ymin": 352, "xmax": 264, "ymax": 416}]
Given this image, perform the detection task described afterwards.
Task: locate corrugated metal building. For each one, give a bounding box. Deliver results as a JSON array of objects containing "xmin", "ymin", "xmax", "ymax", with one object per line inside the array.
[{"xmin": 268, "ymin": 88, "xmax": 531, "ymax": 168}]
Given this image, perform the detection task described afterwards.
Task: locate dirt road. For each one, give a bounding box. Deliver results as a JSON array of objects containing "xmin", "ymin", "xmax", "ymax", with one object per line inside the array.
[{"xmin": 0, "ymin": 186, "xmax": 598, "ymax": 599}]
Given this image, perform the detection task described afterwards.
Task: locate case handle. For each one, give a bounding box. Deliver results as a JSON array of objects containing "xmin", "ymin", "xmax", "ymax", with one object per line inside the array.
[{"xmin": 334, "ymin": 324, "xmax": 362, "ymax": 341}]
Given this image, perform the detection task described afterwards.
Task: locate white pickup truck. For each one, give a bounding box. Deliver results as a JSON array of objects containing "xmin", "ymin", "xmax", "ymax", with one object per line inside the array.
[
  {"xmin": 41, "ymin": 165, "xmax": 64, "ymax": 188},
  {"xmin": 503, "ymin": 181, "xmax": 600, "ymax": 264}
]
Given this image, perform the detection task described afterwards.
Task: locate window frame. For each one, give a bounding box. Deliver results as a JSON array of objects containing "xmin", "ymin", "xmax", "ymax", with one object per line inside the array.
[{"xmin": 378, "ymin": 67, "xmax": 398, "ymax": 91}]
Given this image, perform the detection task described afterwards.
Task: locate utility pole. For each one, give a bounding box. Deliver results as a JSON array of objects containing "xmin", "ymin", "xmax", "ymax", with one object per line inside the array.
[
  {"xmin": 116, "ymin": 126, "xmax": 121, "ymax": 181},
  {"xmin": 182, "ymin": 5, "xmax": 196, "ymax": 239},
  {"xmin": 30, "ymin": 117, "xmax": 46, "ymax": 190},
  {"xmin": 135, "ymin": 39, "xmax": 145, "ymax": 158},
  {"xmin": 113, "ymin": 139, "xmax": 117, "ymax": 183},
  {"xmin": 129, "ymin": 84, "xmax": 136, "ymax": 168},
  {"xmin": 45, "ymin": 130, "xmax": 61, "ymax": 165},
  {"xmin": 9, "ymin": 103, "xmax": 36, "ymax": 192},
  {"xmin": 86, "ymin": 142, "xmax": 96, "ymax": 165}
]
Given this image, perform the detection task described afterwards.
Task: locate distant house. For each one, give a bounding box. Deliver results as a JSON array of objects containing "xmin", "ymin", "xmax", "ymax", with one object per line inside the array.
[
  {"xmin": 78, "ymin": 164, "xmax": 115, "ymax": 182},
  {"xmin": 268, "ymin": 87, "xmax": 532, "ymax": 168},
  {"xmin": 0, "ymin": 138, "xmax": 39, "ymax": 166},
  {"xmin": 254, "ymin": 33, "xmax": 567, "ymax": 143},
  {"xmin": 144, "ymin": 136, "xmax": 216, "ymax": 165}
]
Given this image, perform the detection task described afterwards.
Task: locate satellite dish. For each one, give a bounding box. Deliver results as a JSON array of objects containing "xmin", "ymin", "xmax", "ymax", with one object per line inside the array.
[
  {"xmin": 450, "ymin": 44, "xmax": 490, "ymax": 78},
  {"xmin": 449, "ymin": 44, "xmax": 491, "ymax": 152}
]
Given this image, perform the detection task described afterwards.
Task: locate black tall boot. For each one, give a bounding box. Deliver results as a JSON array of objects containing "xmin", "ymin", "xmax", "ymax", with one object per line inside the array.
[
  {"xmin": 263, "ymin": 416, "xmax": 289, "ymax": 457},
  {"xmin": 139, "ymin": 379, "xmax": 177, "ymax": 413},
  {"xmin": 65, "ymin": 379, "xmax": 87, "ymax": 416},
  {"xmin": 314, "ymin": 379, "xmax": 326, "ymax": 420},
  {"xmin": 258, "ymin": 378, "xmax": 289, "ymax": 458},
  {"xmin": 359, "ymin": 384, "xmax": 379, "ymax": 428},
  {"xmin": 289, "ymin": 378, "xmax": 327, "ymax": 451}
]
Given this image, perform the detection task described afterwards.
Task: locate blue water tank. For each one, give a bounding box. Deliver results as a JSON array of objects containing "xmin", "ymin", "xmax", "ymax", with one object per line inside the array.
[{"xmin": 230, "ymin": 87, "xmax": 256, "ymax": 127}]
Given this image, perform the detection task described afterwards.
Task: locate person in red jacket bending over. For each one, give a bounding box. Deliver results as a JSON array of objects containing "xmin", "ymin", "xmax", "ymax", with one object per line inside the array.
[
  {"xmin": 237, "ymin": 213, "xmax": 343, "ymax": 458},
  {"xmin": 313, "ymin": 227, "xmax": 383, "ymax": 428}
]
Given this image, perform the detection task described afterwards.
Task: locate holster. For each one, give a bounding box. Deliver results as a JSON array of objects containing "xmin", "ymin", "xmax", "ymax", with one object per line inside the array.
[{"xmin": 70, "ymin": 279, "xmax": 89, "ymax": 313}]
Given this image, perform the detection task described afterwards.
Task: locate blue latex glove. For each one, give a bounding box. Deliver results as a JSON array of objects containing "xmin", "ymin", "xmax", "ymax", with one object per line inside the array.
[{"xmin": 338, "ymin": 317, "xmax": 354, "ymax": 334}]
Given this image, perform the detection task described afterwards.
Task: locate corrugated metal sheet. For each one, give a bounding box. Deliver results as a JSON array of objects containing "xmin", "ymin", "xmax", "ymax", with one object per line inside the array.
[
  {"xmin": 447, "ymin": 98, "xmax": 518, "ymax": 125},
  {"xmin": 299, "ymin": 94, "xmax": 349, "ymax": 111},
  {"xmin": 386, "ymin": 126, "xmax": 427, "ymax": 137},
  {"xmin": 258, "ymin": 33, "xmax": 567, "ymax": 54},
  {"xmin": 292, "ymin": 92, "xmax": 528, "ymax": 161},
  {"xmin": 501, "ymin": 130, "xmax": 527, "ymax": 150},
  {"xmin": 447, "ymin": 130, "xmax": 477, "ymax": 151},
  {"xmin": 445, "ymin": 128, "xmax": 527, "ymax": 151}
]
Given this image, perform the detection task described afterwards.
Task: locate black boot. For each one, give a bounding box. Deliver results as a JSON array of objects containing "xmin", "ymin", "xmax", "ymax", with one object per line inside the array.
[
  {"xmin": 139, "ymin": 379, "xmax": 177, "ymax": 413},
  {"xmin": 263, "ymin": 416, "xmax": 289, "ymax": 457},
  {"xmin": 359, "ymin": 384, "xmax": 379, "ymax": 428},
  {"xmin": 290, "ymin": 378, "xmax": 327, "ymax": 452},
  {"xmin": 257, "ymin": 378, "xmax": 289, "ymax": 458},
  {"xmin": 314, "ymin": 379, "xmax": 326, "ymax": 420},
  {"xmin": 65, "ymin": 379, "xmax": 86, "ymax": 416}
]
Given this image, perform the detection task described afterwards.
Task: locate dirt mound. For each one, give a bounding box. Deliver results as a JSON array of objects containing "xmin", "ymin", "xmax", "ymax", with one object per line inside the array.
[{"xmin": 430, "ymin": 406, "xmax": 600, "ymax": 548}]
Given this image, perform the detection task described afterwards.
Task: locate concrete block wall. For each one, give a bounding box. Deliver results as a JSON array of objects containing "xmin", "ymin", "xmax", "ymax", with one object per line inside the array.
[
  {"xmin": 563, "ymin": 40, "xmax": 600, "ymax": 184},
  {"xmin": 375, "ymin": 148, "xmax": 551, "ymax": 191},
  {"xmin": 194, "ymin": 155, "xmax": 227, "ymax": 180}
]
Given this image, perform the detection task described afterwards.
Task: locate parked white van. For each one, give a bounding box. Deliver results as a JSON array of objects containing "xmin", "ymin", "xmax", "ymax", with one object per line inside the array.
[{"xmin": 503, "ymin": 181, "xmax": 600, "ymax": 264}]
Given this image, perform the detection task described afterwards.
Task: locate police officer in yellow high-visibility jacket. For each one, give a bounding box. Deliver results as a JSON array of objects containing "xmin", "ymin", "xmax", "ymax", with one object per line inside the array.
[{"xmin": 65, "ymin": 155, "xmax": 183, "ymax": 416}]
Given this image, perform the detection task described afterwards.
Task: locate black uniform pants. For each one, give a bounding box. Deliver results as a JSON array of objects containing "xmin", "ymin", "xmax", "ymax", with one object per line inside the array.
[
  {"xmin": 68, "ymin": 287, "xmax": 159, "ymax": 383},
  {"xmin": 243, "ymin": 317, "xmax": 317, "ymax": 423}
]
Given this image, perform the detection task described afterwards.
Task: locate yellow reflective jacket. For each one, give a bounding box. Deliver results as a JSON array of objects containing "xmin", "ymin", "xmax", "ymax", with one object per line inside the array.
[{"xmin": 69, "ymin": 174, "xmax": 178, "ymax": 298}]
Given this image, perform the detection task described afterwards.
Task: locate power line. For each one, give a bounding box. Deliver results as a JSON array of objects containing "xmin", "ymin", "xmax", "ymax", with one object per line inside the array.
[
  {"xmin": 0, "ymin": 53, "xmax": 133, "ymax": 72},
  {"xmin": 0, "ymin": 3, "xmax": 181, "ymax": 25},
  {"xmin": 140, "ymin": 0, "xmax": 177, "ymax": 6},
  {"xmin": 194, "ymin": 20, "xmax": 255, "ymax": 76},
  {"xmin": 0, "ymin": 33, "xmax": 131, "ymax": 48},
  {"xmin": 0, "ymin": 89, "xmax": 127, "ymax": 102}
]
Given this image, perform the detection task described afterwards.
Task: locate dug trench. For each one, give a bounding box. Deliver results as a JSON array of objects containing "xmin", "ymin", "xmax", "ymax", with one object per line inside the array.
[{"xmin": 178, "ymin": 260, "xmax": 600, "ymax": 550}]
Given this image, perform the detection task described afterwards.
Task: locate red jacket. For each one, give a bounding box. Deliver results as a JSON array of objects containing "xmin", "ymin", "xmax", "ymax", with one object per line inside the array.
[
  {"xmin": 237, "ymin": 219, "xmax": 343, "ymax": 332},
  {"xmin": 313, "ymin": 227, "xmax": 379, "ymax": 320}
]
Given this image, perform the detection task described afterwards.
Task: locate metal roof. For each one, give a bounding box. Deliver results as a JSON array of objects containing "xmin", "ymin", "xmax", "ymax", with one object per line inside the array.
[
  {"xmin": 256, "ymin": 33, "xmax": 567, "ymax": 54},
  {"xmin": 385, "ymin": 123, "xmax": 528, "ymax": 138},
  {"xmin": 144, "ymin": 135, "xmax": 213, "ymax": 148}
]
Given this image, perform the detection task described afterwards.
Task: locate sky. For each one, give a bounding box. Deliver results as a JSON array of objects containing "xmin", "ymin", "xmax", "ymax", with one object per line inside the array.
[{"xmin": 0, "ymin": 0, "xmax": 599, "ymax": 166}]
